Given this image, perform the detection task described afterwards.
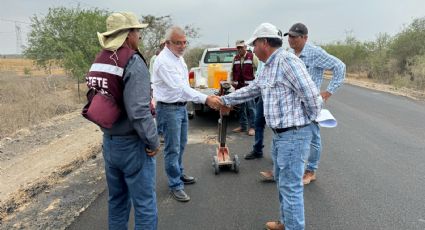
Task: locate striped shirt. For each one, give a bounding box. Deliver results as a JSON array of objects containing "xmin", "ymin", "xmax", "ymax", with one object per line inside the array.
[
  {"xmin": 221, "ymin": 48, "xmax": 322, "ymax": 129},
  {"xmin": 298, "ymin": 43, "xmax": 346, "ymax": 94}
]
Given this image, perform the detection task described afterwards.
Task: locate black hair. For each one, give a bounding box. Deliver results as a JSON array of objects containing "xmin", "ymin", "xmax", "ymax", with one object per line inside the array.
[{"xmin": 265, "ymin": 37, "xmax": 282, "ymax": 48}]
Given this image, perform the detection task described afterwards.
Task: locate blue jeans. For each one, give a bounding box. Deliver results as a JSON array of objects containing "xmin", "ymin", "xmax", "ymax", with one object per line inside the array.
[
  {"xmin": 253, "ymin": 97, "xmax": 266, "ymax": 154},
  {"xmin": 103, "ymin": 134, "xmax": 157, "ymax": 230},
  {"xmin": 239, "ymin": 99, "xmax": 256, "ymax": 130},
  {"xmin": 271, "ymin": 124, "xmax": 313, "ymax": 230},
  {"xmin": 305, "ymin": 122, "xmax": 321, "ymax": 172},
  {"xmin": 157, "ymin": 103, "xmax": 188, "ymax": 191}
]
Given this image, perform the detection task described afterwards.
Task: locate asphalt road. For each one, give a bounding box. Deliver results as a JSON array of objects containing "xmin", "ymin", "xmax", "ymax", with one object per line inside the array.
[{"xmin": 67, "ymin": 83, "xmax": 425, "ymax": 230}]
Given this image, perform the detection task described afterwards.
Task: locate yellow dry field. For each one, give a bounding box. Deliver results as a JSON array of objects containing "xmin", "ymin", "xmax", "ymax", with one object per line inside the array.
[
  {"xmin": 0, "ymin": 58, "xmax": 65, "ymax": 76},
  {"xmin": 0, "ymin": 58, "xmax": 81, "ymax": 139}
]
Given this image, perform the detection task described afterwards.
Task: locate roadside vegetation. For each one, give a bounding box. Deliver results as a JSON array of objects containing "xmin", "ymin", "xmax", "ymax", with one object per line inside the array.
[{"xmin": 321, "ymin": 17, "xmax": 425, "ymax": 91}]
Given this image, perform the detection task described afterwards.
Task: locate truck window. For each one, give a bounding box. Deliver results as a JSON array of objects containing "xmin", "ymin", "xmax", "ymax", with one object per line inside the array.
[{"xmin": 204, "ymin": 50, "xmax": 238, "ymax": 64}]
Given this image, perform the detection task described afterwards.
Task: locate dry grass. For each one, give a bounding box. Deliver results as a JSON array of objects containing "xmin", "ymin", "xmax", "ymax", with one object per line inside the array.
[
  {"xmin": 325, "ymin": 72, "xmax": 425, "ymax": 100},
  {"xmin": 0, "ymin": 58, "xmax": 65, "ymax": 77},
  {"xmin": 0, "ymin": 58, "xmax": 82, "ymax": 139}
]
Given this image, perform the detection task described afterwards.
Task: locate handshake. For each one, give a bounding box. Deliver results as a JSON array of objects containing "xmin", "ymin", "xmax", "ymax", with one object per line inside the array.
[{"xmin": 206, "ymin": 95, "xmax": 232, "ymax": 115}]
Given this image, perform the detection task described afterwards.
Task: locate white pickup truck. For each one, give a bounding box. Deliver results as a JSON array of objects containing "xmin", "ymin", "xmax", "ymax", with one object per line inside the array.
[{"xmin": 187, "ymin": 47, "xmax": 238, "ymax": 118}]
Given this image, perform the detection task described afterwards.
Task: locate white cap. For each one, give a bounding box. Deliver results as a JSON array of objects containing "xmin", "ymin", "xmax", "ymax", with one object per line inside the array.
[{"xmin": 246, "ymin": 22, "xmax": 283, "ymax": 46}]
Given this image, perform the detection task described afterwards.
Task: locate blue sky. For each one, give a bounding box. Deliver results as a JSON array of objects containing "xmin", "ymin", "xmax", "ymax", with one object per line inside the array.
[{"xmin": 0, "ymin": 0, "xmax": 423, "ymax": 54}]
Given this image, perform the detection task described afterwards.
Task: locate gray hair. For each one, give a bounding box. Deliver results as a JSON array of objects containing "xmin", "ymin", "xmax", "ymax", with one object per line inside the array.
[{"xmin": 164, "ymin": 26, "xmax": 185, "ymax": 41}]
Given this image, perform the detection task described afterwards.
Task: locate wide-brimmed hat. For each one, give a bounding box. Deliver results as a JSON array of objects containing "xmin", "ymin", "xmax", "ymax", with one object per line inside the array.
[
  {"xmin": 97, "ymin": 12, "xmax": 148, "ymax": 51},
  {"xmin": 246, "ymin": 23, "xmax": 282, "ymax": 46}
]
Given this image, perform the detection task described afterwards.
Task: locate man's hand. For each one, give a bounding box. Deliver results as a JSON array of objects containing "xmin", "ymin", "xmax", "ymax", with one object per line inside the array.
[
  {"xmin": 206, "ymin": 95, "xmax": 223, "ymax": 110},
  {"xmin": 146, "ymin": 147, "xmax": 160, "ymax": 157},
  {"xmin": 220, "ymin": 105, "xmax": 232, "ymax": 115},
  {"xmin": 320, "ymin": 91, "xmax": 332, "ymax": 102}
]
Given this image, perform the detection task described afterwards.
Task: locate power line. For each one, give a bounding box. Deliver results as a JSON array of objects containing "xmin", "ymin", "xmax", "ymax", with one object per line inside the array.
[
  {"xmin": 0, "ymin": 18, "xmax": 30, "ymax": 25},
  {"xmin": 68, "ymin": 0, "xmax": 97, "ymax": 8}
]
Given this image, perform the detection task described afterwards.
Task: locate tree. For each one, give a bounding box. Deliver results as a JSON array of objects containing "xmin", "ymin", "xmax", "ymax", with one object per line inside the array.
[
  {"xmin": 364, "ymin": 33, "xmax": 392, "ymax": 80},
  {"xmin": 24, "ymin": 7, "xmax": 109, "ymax": 80},
  {"xmin": 389, "ymin": 17, "xmax": 425, "ymax": 73},
  {"xmin": 24, "ymin": 8, "xmax": 202, "ymax": 100},
  {"xmin": 140, "ymin": 14, "xmax": 200, "ymax": 60},
  {"xmin": 184, "ymin": 46, "xmax": 208, "ymax": 69},
  {"xmin": 322, "ymin": 35, "xmax": 368, "ymax": 73},
  {"xmin": 25, "ymin": 9, "xmax": 201, "ymax": 79}
]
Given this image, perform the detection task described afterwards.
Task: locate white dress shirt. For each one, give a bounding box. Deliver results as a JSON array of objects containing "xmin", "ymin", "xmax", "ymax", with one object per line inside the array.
[{"xmin": 152, "ymin": 46, "xmax": 207, "ymax": 104}]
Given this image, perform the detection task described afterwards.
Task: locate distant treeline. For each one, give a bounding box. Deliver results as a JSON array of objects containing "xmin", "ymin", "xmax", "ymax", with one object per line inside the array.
[
  {"xmin": 0, "ymin": 54, "xmax": 24, "ymax": 59},
  {"xmin": 322, "ymin": 17, "xmax": 425, "ymax": 90}
]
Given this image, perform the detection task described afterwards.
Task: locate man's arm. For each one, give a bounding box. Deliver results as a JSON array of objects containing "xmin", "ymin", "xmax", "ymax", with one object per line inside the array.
[
  {"xmin": 221, "ymin": 83, "xmax": 261, "ymax": 106},
  {"xmin": 156, "ymin": 64, "xmax": 208, "ymax": 104},
  {"xmin": 315, "ymin": 47, "xmax": 346, "ymax": 100},
  {"xmin": 123, "ymin": 55, "xmax": 159, "ymax": 151},
  {"xmin": 284, "ymin": 58, "xmax": 322, "ymax": 120},
  {"xmin": 155, "ymin": 63, "xmax": 221, "ymax": 109}
]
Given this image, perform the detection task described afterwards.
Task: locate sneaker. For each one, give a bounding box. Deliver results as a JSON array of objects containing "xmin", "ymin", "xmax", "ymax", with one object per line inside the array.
[
  {"xmin": 244, "ymin": 150, "xmax": 263, "ymax": 160},
  {"xmin": 303, "ymin": 170, "xmax": 316, "ymax": 185},
  {"xmin": 247, "ymin": 128, "xmax": 255, "ymax": 136},
  {"xmin": 260, "ymin": 170, "xmax": 275, "ymax": 182},
  {"xmin": 232, "ymin": 127, "xmax": 246, "ymax": 133},
  {"xmin": 265, "ymin": 220, "xmax": 285, "ymax": 230}
]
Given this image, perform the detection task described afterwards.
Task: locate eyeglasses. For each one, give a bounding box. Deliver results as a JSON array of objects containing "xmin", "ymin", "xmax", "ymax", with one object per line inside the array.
[{"xmin": 170, "ymin": 40, "xmax": 188, "ymax": 46}]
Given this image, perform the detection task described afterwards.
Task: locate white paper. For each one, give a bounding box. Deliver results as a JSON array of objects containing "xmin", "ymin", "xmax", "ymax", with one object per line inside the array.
[{"xmin": 315, "ymin": 109, "xmax": 337, "ymax": 128}]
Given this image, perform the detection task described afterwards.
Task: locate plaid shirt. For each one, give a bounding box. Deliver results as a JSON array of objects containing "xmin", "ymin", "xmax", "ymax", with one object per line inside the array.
[
  {"xmin": 299, "ymin": 43, "xmax": 346, "ymax": 94},
  {"xmin": 221, "ymin": 48, "xmax": 322, "ymax": 129}
]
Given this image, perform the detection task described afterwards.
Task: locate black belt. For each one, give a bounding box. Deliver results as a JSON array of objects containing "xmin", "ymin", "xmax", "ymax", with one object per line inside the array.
[
  {"xmin": 272, "ymin": 124, "xmax": 309, "ymax": 134},
  {"xmin": 158, "ymin": 101, "xmax": 187, "ymax": 106},
  {"xmin": 106, "ymin": 133, "xmax": 138, "ymax": 140}
]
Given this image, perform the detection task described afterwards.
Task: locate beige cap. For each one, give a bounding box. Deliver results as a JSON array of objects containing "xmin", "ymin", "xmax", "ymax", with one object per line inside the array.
[
  {"xmin": 235, "ymin": 40, "xmax": 245, "ymax": 47},
  {"xmin": 97, "ymin": 12, "xmax": 148, "ymax": 51}
]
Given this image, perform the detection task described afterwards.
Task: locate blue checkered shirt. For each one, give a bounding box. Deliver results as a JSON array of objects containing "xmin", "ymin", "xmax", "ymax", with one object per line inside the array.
[
  {"xmin": 221, "ymin": 48, "xmax": 322, "ymax": 129},
  {"xmin": 298, "ymin": 43, "xmax": 346, "ymax": 94}
]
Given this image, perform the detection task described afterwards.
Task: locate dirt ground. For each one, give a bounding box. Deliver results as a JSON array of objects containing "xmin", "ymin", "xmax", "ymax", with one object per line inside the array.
[
  {"xmin": 0, "ymin": 77, "xmax": 423, "ymax": 229},
  {"xmin": 0, "ymin": 111, "xmax": 103, "ymax": 229}
]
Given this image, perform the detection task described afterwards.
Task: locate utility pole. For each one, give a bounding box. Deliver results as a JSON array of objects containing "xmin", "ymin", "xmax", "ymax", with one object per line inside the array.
[
  {"xmin": 15, "ymin": 22, "xmax": 22, "ymax": 54},
  {"xmin": 227, "ymin": 32, "xmax": 229, "ymax": 48},
  {"xmin": 0, "ymin": 18, "xmax": 29, "ymax": 54}
]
